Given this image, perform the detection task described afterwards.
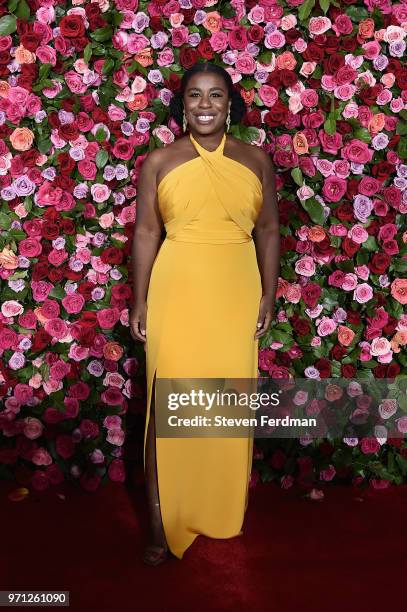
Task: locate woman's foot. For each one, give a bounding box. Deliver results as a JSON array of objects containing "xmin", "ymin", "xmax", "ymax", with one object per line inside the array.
[
  {"xmin": 143, "ymin": 542, "xmax": 169, "ymax": 566},
  {"xmin": 143, "ymin": 503, "xmax": 170, "ymax": 566}
]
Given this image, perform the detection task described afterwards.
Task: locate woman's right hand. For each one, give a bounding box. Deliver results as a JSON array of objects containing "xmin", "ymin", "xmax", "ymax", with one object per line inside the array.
[{"xmin": 130, "ymin": 303, "xmax": 147, "ymax": 344}]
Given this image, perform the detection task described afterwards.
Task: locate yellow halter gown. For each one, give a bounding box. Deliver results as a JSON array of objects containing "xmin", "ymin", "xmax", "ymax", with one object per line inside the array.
[{"xmin": 144, "ymin": 131, "xmax": 263, "ymax": 559}]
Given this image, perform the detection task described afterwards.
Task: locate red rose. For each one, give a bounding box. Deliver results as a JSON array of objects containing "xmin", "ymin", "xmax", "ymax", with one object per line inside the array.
[
  {"xmin": 41, "ymin": 222, "xmax": 60, "ymax": 241},
  {"xmin": 347, "ymin": 310, "xmax": 361, "ymax": 324},
  {"xmin": 342, "ymin": 236, "xmax": 359, "ymax": 257},
  {"xmin": 315, "ymin": 358, "xmax": 331, "ymax": 378},
  {"xmin": 369, "ymin": 252, "xmax": 391, "ymax": 274},
  {"xmin": 100, "ymin": 247, "xmax": 123, "ymax": 265},
  {"xmin": 112, "ymin": 138, "xmax": 134, "ymax": 161},
  {"xmin": 179, "ymin": 47, "xmax": 198, "ymax": 69},
  {"xmin": 59, "ymin": 123, "xmax": 80, "ymax": 142},
  {"xmin": 56, "ymin": 434, "xmax": 75, "ymax": 459},
  {"xmin": 197, "ymin": 37, "xmax": 214, "ymax": 59},
  {"xmin": 57, "ymin": 152, "xmax": 76, "ymax": 176},
  {"xmin": 341, "ymin": 364, "xmax": 356, "ymax": 378},
  {"xmin": 269, "ymin": 450, "xmax": 286, "ymax": 470},
  {"xmin": 31, "ymin": 329, "xmax": 52, "ymax": 352},
  {"xmin": 335, "ymin": 202, "xmax": 354, "ymax": 221},
  {"xmin": 59, "ymin": 15, "xmax": 86, "ymax": 38},
  {"xmin": 331, "ymin": 344, "xmax": 347, "ymax": 361},
  {"xmin": 293, "ymin": 317, "xmax": 311, "ymax": 336}
]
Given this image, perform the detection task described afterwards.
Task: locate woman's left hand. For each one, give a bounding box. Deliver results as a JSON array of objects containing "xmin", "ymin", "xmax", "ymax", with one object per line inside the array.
[{"xmin": 254, "ymin": 295, "xmax": 274, "ymax": 339}]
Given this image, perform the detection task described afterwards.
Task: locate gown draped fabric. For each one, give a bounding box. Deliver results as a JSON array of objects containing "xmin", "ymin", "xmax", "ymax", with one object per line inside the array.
[{"xmin": 144, "ymin": 131, "xmax": 263, "ymax": 559}]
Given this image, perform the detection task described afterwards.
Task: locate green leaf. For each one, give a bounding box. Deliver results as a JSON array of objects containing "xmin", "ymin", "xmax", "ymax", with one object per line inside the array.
[
  {"xmin": 102, "ymin": 57, "xmax": 115, "ymax": 74},
  {"xmin": 90, "ymin": 26, "xmax": 113, "ymax": 43},
  {"xmin": 363, "ymin": 236, "xmax": 378, "ymax": 251},
  {"xmin": 324, "ymin": 116, "xmax": 337, "ymax": 135},
  {"xmin": 240, "ymin": 78, "xmax": 257, "ymax": 91},
  {"xmin": 291, "ymin": 167, "xmax": 303, "ymax": 186},
  {"xmin": 0, "ymin": 15, "xmax": 17, "ymax": 35},
  {"xmin": 0, "ymin": 212, "xmax": 11, "ymax": 229},
  {"xmin": 96, "ymin": 149, "xmax": 109, "ymax": 169},
  {"xmin": 353, "ymin": 127, "xmax": 371, "ymax": 144},
  {"xmin": 319, "ymin": 0, "xmax": 330, "ymax": 13},
  {"xmin": 8, "ymin": 0, "xmax": 18, "ymax": 12},
  {"xmin": 298, "ymin": 0, "xmax": 316, "ymax": 22},
  {"xmin": 84, "ymin": 43, "xmax": 92, "ymax": 66},
  {"xmin": 15, "ymin": 0, "xmax": 30, "ymax": 20},
  {"xmin": 37, "ymin": 139, "xmax": 51, "ymax": 154},
  {"xmin": 38, "ymin": 63, "xmax": 51, "ymax": 81},
  {"xmin": 48, "ymin": 286, "xmax": 65, "ymax": 299},
  {"xmin": 300, "ymin": 198, "xmax": 325, "ymax": 225},
  {"xmin": 397, "ymin": 136, "xmax": 407, "ymax": 160}
]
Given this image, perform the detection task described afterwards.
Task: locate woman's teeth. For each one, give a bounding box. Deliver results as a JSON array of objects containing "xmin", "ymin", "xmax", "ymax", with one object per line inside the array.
[{"xmin": 197, "ymin": 115, "xmax": 215, "ymax": 122}]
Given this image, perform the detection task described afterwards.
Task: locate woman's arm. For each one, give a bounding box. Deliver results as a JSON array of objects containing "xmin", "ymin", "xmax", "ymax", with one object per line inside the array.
[
  {"xmin": 130, "ymin": 150, "xmax": 164, "ymax": 344},
  {"xmin": 253, "ymin": 152, "xmax": 280, "ymax": 339}
]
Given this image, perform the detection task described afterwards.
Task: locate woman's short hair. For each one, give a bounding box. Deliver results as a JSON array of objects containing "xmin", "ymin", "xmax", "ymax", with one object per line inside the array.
[{"xmin": 169, "ymin": 61, "xmax": 247, "ymax": 129}]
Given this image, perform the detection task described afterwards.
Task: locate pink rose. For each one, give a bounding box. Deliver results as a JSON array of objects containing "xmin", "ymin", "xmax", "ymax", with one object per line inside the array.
[
  {"xmin": 108, "ymin": 458, "xmax": 126, "ymax": 482},
  {"xmin": 322, "ymin": 176, "xmax": 347, "ymax": 202},
  {"xmin": 258, "ymin": 84, "xmax": 278, "ymax": 107},
  {"xmin": 353, "ymin": 283, "xmax": 373, "ymax": 303},
  {"xmin": 32, "ymin": 447, "xmax": 53, "ymax": 466},
  {"xmin": 360, "ymin": 437, "xmax": 380, "ymax": 454},
  {"xmin": 24, "ymin": 417, "xmax": 43, "ymax": 439},
  {"xmin": 40, "ymin": 299, "xmax": 60, "ymax": 319},
  {"xmin": 14, "ymin": 383, "xmax": 33, "ymax": 404},
  {"xmin": 78, "ymin": 160, "xmax": 97, "ymax": 180},
  {"xmin": 295, "ymin": 255, "xmax": 316, "ymax": 277},
  {"xmin": 107, "ymin": 427, "xmax": 125, "ymax": 446},
  {"xmin": 317, "ymin": 316, "xmax": 337, "ymax": 336},
  {"xmin": 0, "ymin": 328, "xmax": 18, "ymax": 349},
  {"xmin": 19, "ymin": 238, "xmax": 42, "ymax": 258},
  {"xmin": 1, "ymin": 300, "xmax": 24, "ymax": 317},
  {"xmin": 342, "ymin": 139, "xmax": 373, "ymax": 164},
  {"xmin": 91, "ymin": 183, "xmax": 111, "ymax": 203},
  {"xmin": 97, "ymin": 307, "xmax": 120, "ymax": 329},
  {"xmin": 44, "ymin": 318, "xmax": 68, "ymax": 339},
  {"xmin": 62, "ymin": 293, "xmax": 85, "ymax": 314}
]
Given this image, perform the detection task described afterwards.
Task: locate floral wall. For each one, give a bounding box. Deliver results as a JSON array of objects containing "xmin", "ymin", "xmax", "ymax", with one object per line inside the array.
[{"xmin": 0, "ymin": 0, "xmax": 406, "ymax": 493}]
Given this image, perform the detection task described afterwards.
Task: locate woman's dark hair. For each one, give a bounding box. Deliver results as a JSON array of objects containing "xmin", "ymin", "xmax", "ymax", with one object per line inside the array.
[{"xmin": 169, "ymin": 61, "xmax": 247, "ymax": 129}]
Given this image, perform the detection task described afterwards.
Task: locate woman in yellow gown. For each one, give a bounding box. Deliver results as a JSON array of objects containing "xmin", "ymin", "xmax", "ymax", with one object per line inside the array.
[{"xmin": 131, "ymin": 62, "xmax": 279, "ymax": 565}]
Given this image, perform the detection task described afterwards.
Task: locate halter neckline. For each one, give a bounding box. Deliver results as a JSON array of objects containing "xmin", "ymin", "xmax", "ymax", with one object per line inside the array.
[{"xmin": 189, "ymin": 132, "xmax": 226, "ymax": 155}]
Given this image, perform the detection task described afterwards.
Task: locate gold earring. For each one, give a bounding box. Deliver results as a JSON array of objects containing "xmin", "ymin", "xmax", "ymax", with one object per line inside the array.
[
  {"xmin": 183, "ymin": 109, "xmax": 187, "ymax": 132},
  {"xmin": 226, "ymin": 108, "xmax": 231, "ymax": 132}
]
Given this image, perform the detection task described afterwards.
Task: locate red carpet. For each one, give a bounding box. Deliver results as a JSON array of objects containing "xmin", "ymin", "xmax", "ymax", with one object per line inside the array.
[{"xmin": 1, "ymin": 474, "xmax": 405, "ymax": 611}]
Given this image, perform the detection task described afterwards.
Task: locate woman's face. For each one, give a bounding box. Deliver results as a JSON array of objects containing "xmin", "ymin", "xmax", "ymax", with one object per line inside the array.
[{"xmin": 183, "ymin": 72, "xmax": 231, "ymax": 135}]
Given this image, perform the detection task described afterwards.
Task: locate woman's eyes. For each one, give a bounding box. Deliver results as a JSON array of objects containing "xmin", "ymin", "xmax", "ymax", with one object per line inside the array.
[{"xmin": 190, "ymin": 92, "xmax": 222, "ymax": 97}]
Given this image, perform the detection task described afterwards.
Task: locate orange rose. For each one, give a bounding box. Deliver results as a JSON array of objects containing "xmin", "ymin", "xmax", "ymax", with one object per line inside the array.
[
  {"xmin": 337, "ymin": 325, "xmax": 356, "ymax": 346},
  {"xmin": 276, "ymin": 51, "xmax": 296, "ymax": 71},
  {"xmin": 390, "ymin": 278, "xmax": 407, "ymax": 305},
  {"xmin": 293, "ymin": 132, "xmax": 309, "ymax": 155},
  {"xmin": 0, "ymin": 80, "xmax": 10, "ymax": 98},
  {"xmin": 14, "ymin": 45, "xmax": 35, "ymax": 64},
  {"xmin": 203, "ymin": 11, "xmax": 221, "ymax": 33},
  {"xmin": 308, "ymin": 226, "xmax": 326, "ymax": 242},
  {"xmin": 103, "ymin": 341, "xmax": 124, "ymax": 361},
  {"xmin": 33, "ymin": 306, "xmax": 48, "ymax": 325},
  {"xmin": 368, "ymin": 113, "xmax": 385, "ymax": 134},
  {"xmin": 358, "ymin": 18, "xmax": 375, "ymax": 39},
  {"xmin": 134, "ymin": 48, "xmax": 153, "ymax": 68},
  {"xmin": 0, "ymin": 247, "xmax": 18, "ymax": 270},
  {"xmin": 325, "ymin": 383, "xmax": 343, "ymax": 402},
  {"xmin": 10, "ymin": 127, "xmax": 34, "ymax": 151},
  {"xmin": 240, "ymin": 89, "xmax": 254, "ymax": 106},
  {"xmin": 391, "ymin": 331, "xmax": 407, "ymax": 353},
  {"xmin": 127, "ymin": 93, "xmax": 148, "ymax": 111}
]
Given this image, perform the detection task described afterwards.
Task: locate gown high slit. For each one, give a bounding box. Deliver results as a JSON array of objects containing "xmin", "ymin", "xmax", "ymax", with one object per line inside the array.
[{"xmin": 143, "ymin": 131, "xmax": 263, "ymax": 559}]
